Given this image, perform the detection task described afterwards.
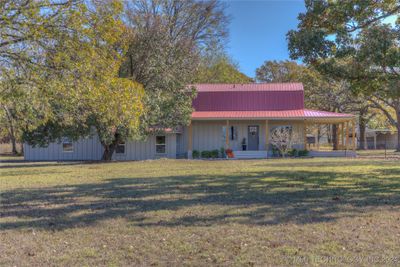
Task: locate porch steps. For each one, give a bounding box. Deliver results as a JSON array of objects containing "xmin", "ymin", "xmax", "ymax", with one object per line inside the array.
[{"xmin": 233, "ymin": 150, "xmax": 268, "ymax": 159}]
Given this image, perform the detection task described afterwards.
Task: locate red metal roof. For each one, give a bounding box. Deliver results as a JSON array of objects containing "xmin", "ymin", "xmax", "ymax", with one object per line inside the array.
[
  {"xmin": 192, "ymin": 109, "xmax": 354, "ymax": 120},
  {"xmin": 192, "ymin": 83, "xmax": 303, "ymax": 92},
  {"xmin": 190, "ymin": 83, "xmax": 354, "ymax": 120},
  {"xmin": 192, "ymin": 83, "xmax": 304, "ymax": 111},
  {"xmin": 193, "ymin": 90, "xmax": 304, "ymax": 111}
]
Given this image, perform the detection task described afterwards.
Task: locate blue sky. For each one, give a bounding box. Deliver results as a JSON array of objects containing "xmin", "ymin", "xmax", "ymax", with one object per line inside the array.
[{"xmin": 225, "ymin": 1, "xmax": 305, "ymax": 78}]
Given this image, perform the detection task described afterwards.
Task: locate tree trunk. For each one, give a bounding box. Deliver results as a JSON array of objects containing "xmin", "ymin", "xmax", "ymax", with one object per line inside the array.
[
  {"xmin": 3, "ymin": 105, "xmax": 18, "ymax": 154},
  {"xmin": 10, "ymin": 133, "xmax": 18, "ymax": 154},
  {"xmin": 358, "ymin": 118, "xmax": 367, "ymax": 150},
  {"xmin": 332, "ymin": 124, "xmax": 338, "ymax": 150},
  {"xmin": 102, "ymin": 143, "xmax": 117, "ymax": 161},
  {"xmin": 396, "ymin": 106, "xmax": 400, "ymax": 152},
  {"xmin": 396, "ymin": 125, "xmax": 400, "ymax": 152},
  {"xmin": 101, "ymin": 132, "xmax": 123, "ymax": 161},
  {"xmin": 130, "ymin": 54, "xmax": 134, "ymax": 77}
]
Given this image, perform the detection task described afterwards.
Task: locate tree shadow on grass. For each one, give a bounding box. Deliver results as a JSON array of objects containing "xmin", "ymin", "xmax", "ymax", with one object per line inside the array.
[{"xmin": 1, "ymin": 168, "xmax": 400, "ymax": 230}]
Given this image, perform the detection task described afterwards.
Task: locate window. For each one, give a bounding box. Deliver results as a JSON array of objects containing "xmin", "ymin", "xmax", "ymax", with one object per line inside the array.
[
  {"xmin": 249, "ymin": 126, "xmax": 258, "ymax": 134},
  {"xmin": 156, "ymin": 136, "xmax": 166, "ymax": 154},
  {"xmin": 222, "ymin": 126, "xmax": 238, "ymax": 142},
  {"xmin": 116, "ymin": 142, "xmax": 125, "ymax": 154},
  {"xmin": 62, "ymin": 138, "xmax": 73, "ymax": 152},
  {"xmin": 230, "ymin": 126, "xmax": 238, "ymax": 141}
]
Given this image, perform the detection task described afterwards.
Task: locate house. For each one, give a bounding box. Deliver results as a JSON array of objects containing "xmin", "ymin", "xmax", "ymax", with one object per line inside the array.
[
  {"xmin": 363, "ymin": 128, "xmax": 398, "ymax": 149},
  {"xmin": 24, "ymin": 83, "xmax": 356, "ymax": 160}
]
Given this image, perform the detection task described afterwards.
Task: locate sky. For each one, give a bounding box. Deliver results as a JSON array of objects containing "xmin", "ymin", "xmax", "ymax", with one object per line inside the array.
[{"xmin": 225, "ymin": 1, "xmax": 305, "ymax": 78}]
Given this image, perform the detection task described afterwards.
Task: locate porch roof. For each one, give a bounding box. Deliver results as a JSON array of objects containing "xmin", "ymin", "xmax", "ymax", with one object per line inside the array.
[{"xmin": 191, "ymin": 109, "xmax": 355, "ymax": 122}]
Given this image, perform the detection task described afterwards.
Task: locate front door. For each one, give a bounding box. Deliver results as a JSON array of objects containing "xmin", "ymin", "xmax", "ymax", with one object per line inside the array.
[{"xmin": 248, "ymin": 125, "xmax": 259, "ymax": 150}]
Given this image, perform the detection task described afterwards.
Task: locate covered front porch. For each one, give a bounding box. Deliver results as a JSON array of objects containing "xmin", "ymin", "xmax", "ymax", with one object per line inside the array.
[
  {"xmin": 187, "ymin": 112, "xmax": 357, "ymax": 159},
  {"xmin": 304, "ymin": 117, "xmax": 357, "ymax": 158}
]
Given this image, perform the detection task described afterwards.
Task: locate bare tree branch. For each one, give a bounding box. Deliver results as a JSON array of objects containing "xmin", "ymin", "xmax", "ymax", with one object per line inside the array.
[{"xmin": 369, "ymin": 97, "xmax": 397, "ymax": 126}]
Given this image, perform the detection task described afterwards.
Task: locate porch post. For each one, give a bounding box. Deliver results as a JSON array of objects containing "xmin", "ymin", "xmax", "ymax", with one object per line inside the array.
[
  {"xmin": 303, "ymin": 120, "xmax": 307, "ymax": 150},
  {"xmin": 188, "ymin": 122, "xmax": 193, "ymax": 159},
  {"xmin": 345, "ymin": 121, "xmax": 350, "ymax": 150},
  {"xmin": 374, "ymin": 133, "xmax": 377, "ymax": 149},
  {"xmin": 341, "ymin": 123, "xmax": 344, "ymax": 149},
  {"xmin": 265, "ymin": 120, "xmax": 269, "ymax": 151},
  {"xmin": 337, "ymin": 123, "xmax": 340, "ymax": 149},
  {"xmin": 316, "ymin": 124, "xmax": 320, "ymax": 150},
  {"xmin": 352, "ymin": 119, "xmax": 356, "ymax": 151},
  {"xmin": 225, "ymin": 120, "xmax": 230, "ymax": 149}
]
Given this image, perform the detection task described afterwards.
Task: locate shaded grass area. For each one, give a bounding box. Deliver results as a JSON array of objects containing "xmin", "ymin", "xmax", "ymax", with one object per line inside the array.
[{"xmin": 1, "ymin": 158, "xmax": 400, "ymax": 266}]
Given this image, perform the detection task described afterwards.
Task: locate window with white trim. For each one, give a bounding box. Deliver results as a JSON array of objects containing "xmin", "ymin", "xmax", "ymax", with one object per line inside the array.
[
  {"xmin": 116, "ymin": 142, "xmax": 125, "ymax": 154},
  {"xmin": 62, "ymin": 138, "xmax": 73, "ymax": 152},
  {"xmin": 156, "ymin": 136, "xmax": 166, "ymax": 154}
]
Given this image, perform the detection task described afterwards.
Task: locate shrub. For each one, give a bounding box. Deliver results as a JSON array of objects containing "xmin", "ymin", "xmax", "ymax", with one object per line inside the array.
[
  {"xmin": 298, "ymin": 149, "xmax": 309, "ymax": 157},
  {"xmin": 201, "ymin": 150, "xmax": 211, "ymax": 158},
  {"xmin": 219, "ymin": 147, "xmax": 226, "ymax": 158},
  {"xmin": 210, "ymin": 149, "xmax": 219, "ymax": 158},
  {"xmin": 192, "ymin": 150, "xmax": 200, "ymax": 159},
  {"xmin": 287, "ymin": 148, "xmax": 297, "ymax": 157},
  {"xmin": 272, "ymin": 146, "xmax": 281, "ymax": 157}
]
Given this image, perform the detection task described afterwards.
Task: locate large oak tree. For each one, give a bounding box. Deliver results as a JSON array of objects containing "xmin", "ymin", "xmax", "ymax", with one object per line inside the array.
[
  {"xmin": 287, "ymin": 0, "xmax": 400, "ymax": 149},
  {"xmin": 2, "ymin": 1, "xmax": 144, "ymax": 160}
]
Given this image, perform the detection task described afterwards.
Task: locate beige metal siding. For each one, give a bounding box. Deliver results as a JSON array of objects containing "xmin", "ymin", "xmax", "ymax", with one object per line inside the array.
[
  {"xmin": 176, "ymin": 130, "xmax": 188, "ymax": 158},
  {"xmin": 192, "ymin": 121, "xmax": 224, "ymax": 151},
  {"xmin": 113, "ymin": 134, "xmax": 176, "ymax": 161},
  {"xmin": 188, "ymin": 120, "xmax": 305, "ymax": 152},
  {"xmin": 190, "ymin": 120, "xmax": 272, "ymax": 151},
  {"xmin": 24, "ymin": 134, "xmax": 177, "ymax": 161},
  {"xmin": 24, "ymin": 134, "xmax": 103, "ymax": 161}
]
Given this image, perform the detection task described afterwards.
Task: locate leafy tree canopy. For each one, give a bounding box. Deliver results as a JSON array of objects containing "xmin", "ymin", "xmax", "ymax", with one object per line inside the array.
[
  {"xmin": 120, "ymin": 0, "xmax": 230, "ymax": 132},
  {"xmin": 287, "ymin": 0, "xmax": 399, "ymax": 94},
  {"xmin": 287, "ymin": 0, "xmax": 400, "ymax": 149},
  {"xmin": 255, "ymin": 60, "xmax": 354, "ymax": 112},
  {"xmin": 195, "ymin": 52, "xmax": 253, "ymax": 84},
  {"xmin": 4, "ymin": 0, "xmax": 145, "ymax": 160}
]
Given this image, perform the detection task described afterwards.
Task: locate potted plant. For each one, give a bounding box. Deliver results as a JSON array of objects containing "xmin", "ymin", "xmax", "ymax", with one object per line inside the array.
[
  {"xmin": 225, "ymin": 148, "xmax": 234, "ymax": 158},
  {"xmin": 241, "ymin": 138, "xmax": 247, "ymax": 151}
]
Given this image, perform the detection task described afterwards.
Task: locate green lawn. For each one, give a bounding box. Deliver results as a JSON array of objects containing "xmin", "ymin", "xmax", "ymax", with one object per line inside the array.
[{"xmin": 1, "ymin": 158, "xmax": 400, "ymax": 266}]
